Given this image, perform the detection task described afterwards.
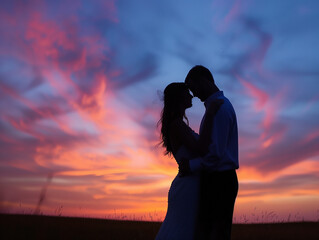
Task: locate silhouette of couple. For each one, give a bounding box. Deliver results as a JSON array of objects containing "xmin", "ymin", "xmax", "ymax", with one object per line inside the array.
[{"xmin": 156, "ymin": 66, "xmax": 239, "ymax": 240}]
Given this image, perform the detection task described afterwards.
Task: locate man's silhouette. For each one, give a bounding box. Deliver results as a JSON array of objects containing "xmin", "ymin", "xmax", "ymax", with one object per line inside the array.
[{"xmin": 182, "ymin": 65, "xmax": 239, "ymax": 240}]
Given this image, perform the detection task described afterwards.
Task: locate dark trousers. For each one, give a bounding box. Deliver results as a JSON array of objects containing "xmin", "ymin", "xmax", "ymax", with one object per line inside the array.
[{"xmin": 194, "ymin": 170, "xmax": 238, "ymax": 240}]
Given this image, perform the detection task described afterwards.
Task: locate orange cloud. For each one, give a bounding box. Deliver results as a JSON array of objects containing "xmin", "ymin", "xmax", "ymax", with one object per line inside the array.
[{"xmin": 1, "ymin": 0, "xmax": 318, "ymax": 224}]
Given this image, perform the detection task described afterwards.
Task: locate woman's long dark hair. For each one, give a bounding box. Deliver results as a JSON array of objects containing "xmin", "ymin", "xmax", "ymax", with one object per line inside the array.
[{"xmin": 158, "ymin": 82, "xmax": 189, "ymax": 156}]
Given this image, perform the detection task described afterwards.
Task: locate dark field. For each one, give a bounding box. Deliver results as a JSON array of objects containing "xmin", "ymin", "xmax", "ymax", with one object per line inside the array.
[{"xmin": 1, "ymin": 214, "xmax": 318, "ymax": 240}]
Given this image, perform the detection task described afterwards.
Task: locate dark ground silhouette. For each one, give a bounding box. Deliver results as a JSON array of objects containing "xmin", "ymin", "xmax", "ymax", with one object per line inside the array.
[{"xmin": 0, "ymin": 214, "xmax": 318, "ymax": 240}]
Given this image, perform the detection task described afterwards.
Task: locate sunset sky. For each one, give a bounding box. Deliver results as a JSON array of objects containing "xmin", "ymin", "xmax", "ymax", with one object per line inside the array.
[{"xmin": 1, "ymin": 0, "xmax": 319, "ymax": 222}]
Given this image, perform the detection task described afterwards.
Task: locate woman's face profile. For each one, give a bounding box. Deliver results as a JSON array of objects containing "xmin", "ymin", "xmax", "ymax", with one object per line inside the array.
[{"xmin": 182, "ymin": 89, "xmax": 193, "ymax": 109}]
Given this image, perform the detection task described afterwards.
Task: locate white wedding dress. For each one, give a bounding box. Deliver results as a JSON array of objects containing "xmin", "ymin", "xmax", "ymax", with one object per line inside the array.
[{"xmin": 156, "ymin": 140, "xmax": 200, "ymax": 240}]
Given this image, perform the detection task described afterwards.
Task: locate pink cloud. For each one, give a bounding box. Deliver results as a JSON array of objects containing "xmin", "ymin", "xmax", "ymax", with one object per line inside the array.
[
  {"xmin": 215, "ymin": 0, "xmax": 243, "ymax": 32},
  {"xmin": 1, "ymin": 0, "xmax": 318, "ymax": 222},
  {"xmin": 237, "ymin": 76, "xmax": 268, "ymax": 111}
]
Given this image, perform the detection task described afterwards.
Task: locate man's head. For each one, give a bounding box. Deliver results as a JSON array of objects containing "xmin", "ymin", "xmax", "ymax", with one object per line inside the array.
[{"xmin": 185, "ymin": 65, "xmax": 218, "ymax": 102}]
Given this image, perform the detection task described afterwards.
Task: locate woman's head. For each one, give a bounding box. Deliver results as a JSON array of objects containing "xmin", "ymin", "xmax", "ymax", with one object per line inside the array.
[
  {"xmin": 159, "ymin": 82, "xmax": 193, "ymax": 155},
  {"xmin": 163, "ymin": 82, "xmax": 193, "ymax": 112}
]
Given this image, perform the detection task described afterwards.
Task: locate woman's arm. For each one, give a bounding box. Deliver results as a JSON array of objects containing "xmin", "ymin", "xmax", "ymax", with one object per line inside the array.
[{"xmin": 170, "ymin": 99, "xmax": 224, "ymax": 156}]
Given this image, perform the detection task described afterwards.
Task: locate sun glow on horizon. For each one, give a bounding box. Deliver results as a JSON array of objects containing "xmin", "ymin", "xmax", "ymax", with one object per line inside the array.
[{"xmin": 1, "ymin": 0, "xmax": 319, "ymax": 223}]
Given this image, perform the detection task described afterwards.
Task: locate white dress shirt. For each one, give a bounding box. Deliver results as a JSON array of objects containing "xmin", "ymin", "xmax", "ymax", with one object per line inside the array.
[{"xmin": 189, "ymin": 91, "xmax": 239, "ymax": 172}]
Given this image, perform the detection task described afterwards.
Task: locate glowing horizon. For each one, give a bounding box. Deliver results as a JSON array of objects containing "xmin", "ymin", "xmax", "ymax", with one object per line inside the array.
[{"xmin": 0, "ymin": 0, "xmax": 319, "ymax": 222}]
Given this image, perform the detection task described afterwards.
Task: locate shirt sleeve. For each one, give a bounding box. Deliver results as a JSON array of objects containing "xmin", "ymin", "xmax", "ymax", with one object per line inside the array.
[
  {"xmin": 202, "ymin": 104, "xmax": 232, "ymax": 170},
  {"xmin": 189, "ymin": 99, "xmax": 235, "ymax": 172}
]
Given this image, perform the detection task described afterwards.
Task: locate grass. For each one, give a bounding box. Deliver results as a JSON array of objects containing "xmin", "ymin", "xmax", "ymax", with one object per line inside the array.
[{"xmin": 1, "ymin": 213, "xmax": 318, "ymax": 240}]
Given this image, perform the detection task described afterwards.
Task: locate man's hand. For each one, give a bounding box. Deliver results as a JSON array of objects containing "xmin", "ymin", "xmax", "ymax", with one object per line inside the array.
[{"xmin": 178, "ymin": 158, "xmax": 191, "ymax": 177}]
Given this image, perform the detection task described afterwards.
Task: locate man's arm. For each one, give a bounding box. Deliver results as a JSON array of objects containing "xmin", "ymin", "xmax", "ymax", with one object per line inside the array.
[
  {"xmin": 186, "ymin": 103, "xmax": 233, "ymax": 173},
  {"xmin": 201, "ymin": 105, "xmax": 232, "ymax": 170}
]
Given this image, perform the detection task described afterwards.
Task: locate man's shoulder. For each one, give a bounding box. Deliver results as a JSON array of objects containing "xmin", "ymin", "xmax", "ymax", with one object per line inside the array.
[
  {"xmin": 222, "ymin": 96, "xmax": 235, "ymax": 109},
  {"xmin": 217, "ymin": 97, "xmax": 236, "ymax": 118}
]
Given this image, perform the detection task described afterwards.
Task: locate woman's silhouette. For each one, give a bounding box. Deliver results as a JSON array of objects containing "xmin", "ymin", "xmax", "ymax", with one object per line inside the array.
[{"xmin": 155, "ymin": 82, "xmax": 223, "ymax": 240}]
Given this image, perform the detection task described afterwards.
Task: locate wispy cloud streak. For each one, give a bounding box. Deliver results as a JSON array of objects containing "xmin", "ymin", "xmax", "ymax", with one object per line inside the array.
[{"xmin": 0, "ymin": 0, "xmax": 318, "ymax": 221}]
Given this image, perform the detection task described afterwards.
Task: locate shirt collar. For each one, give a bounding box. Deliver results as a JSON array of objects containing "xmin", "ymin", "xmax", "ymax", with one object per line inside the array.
[{"xmin": 204, "ymin": 91, "xmax": 224, "ymax": 108}]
